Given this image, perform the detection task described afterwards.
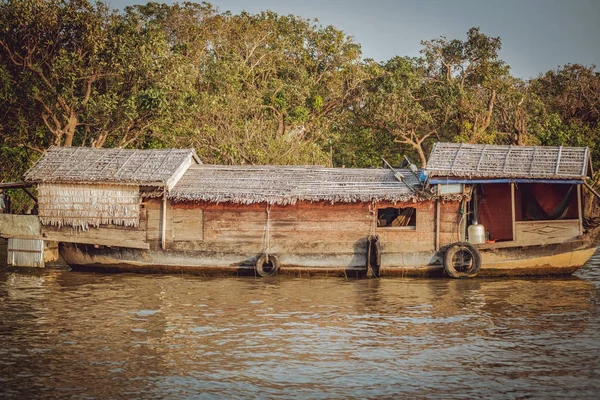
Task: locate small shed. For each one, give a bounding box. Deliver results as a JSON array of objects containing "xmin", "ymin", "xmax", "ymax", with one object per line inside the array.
[{"xmin": 24, "ymin": 146, "xmax": 200, "ymax": 230}]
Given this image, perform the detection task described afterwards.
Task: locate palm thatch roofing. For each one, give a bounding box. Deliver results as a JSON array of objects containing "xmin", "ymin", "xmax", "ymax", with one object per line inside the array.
[
  {"xmin": 24, "ymin": 146, "xmax": 200, "ymax": 187},
  {"xmin": 169, "ymin": 165, "xmax": 424, "ymax": 205},
  {"xmin": 426, "ymin": 143, "xmax": 590, "ymax": 179}
]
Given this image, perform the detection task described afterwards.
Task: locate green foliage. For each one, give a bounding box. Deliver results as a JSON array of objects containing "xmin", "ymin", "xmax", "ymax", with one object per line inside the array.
[
  {"xmin": 529, "ymin": 64, "xmax": 600, "ymax": 170},
  {"xmin": 0, "ymin": 2, "xmax": 598, "ymax": 177},
  {"xmin": 329, "ymin": 127, "xmax": 404, "ymax": 168}
]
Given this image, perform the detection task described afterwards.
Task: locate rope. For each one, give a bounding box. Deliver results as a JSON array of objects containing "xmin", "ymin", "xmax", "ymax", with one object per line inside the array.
[
  {"xmin": 369, "ymin": 200, "xmax": 377, "ymax": 236},
  {"xmin": 458, "ymin": 199, "xmax": 466, "ymax": 243}
]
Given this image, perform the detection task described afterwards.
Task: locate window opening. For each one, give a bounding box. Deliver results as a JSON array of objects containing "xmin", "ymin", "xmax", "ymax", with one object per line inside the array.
[
  {"xmin": 520, "ymin": 184, "xmax": 576, "ymax": 221},
  {"xmin": 377, "ymin": 207, "xmax": 416, "ymax": 228}
]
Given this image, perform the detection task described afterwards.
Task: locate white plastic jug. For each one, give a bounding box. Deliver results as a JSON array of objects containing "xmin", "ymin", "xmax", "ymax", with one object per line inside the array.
[{"xmin": 468, "ymin": 223, "xmax": 486, "ymax": 244}]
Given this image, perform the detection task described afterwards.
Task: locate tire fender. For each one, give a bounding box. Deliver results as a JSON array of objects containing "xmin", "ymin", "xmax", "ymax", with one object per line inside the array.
[
  {"xmin": 443, "ymin": 242, "xmax": 482, "ymax": 278},
  {"xmin": 255, "ymin": 254, "xmax": 280, "ymax": 277}
]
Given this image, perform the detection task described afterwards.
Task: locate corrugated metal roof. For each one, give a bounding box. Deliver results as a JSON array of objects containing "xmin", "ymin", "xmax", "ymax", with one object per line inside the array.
[
  {"xmin": 24, "ymin": 146, "xmax": 200, "ymax": 185},
  {"xmin": 169, "ymin": 165, "xmax": 423, "ymax": 205},
  {"xmin": 426, "ymin": 143, "xmax": 590, "ymax": 179}
]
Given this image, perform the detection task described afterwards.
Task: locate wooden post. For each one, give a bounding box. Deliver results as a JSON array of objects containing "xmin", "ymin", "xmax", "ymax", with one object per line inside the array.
[
  {"xmin": 577, "ymin": 184, "xmax": 583, "ymax": 236},
  {"xmin": 161, "ymin": 191, "xmax": 167, "ymax": 250},
  {"xmin": 435, "ymin": 185, "xmax": 440, "ymax": 251},
  {"xmin": 510, "ymin": 182, "xmax": 516, "ymax": 242}
]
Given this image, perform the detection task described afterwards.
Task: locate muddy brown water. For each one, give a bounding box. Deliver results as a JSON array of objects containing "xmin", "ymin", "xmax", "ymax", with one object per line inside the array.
[{"xmin": 1, "ymin": 252, "xmax": 600, "ymax": 399}]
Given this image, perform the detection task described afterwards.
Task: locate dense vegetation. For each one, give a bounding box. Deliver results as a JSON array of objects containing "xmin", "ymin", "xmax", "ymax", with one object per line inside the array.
[{"xmin": 1, "ymin": 0, "xmax": 599, "ymax": 182}]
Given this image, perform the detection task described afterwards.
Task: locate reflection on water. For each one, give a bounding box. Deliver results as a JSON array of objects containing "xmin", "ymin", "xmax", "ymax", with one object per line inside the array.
[{"xmin": 1, "ymin": 252, "xmax": 600, "ymax": 399}]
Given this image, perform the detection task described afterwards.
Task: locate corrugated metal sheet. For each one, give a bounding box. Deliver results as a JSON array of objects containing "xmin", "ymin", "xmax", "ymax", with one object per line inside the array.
[{"xmin": 7, "ymin": 238, "xmax": 44, "ymax": 268}]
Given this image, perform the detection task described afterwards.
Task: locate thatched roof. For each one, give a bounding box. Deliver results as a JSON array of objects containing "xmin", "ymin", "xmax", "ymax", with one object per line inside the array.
[
  {"xmin": 426, "ymin": 143, "xmax": 590, "ymax": 180},
  {"xmin": 169, "ymin": 165, "xmax": 423, "ymax": 205},
  {"xmin": 25, "ymin": 146, "xmax": 200, "ymax": 188}
]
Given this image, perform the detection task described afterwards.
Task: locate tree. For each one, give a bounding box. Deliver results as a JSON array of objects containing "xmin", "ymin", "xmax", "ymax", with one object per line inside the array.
[
  {"xmin": 529, "ymin": 64, "xmax": 600, "ymax": 169},
  {"xmin": 0, "ymin": 0, "xmax": 198, "ymax": 154},
  {"xmin": 353, "ymin": 57, "xmax": 448, "ymax": 167},
  {"xmin": 532, "ymin": 64, "xmax": 599, "ymax": 127},
  {"xmin": 420, "ymin": 27, "xmax": 510, "ymax": 144},
  {"xmin": 494, "ymin": 76, "xmax": 534, "ymax": 145},
  {"xmin": 136, "ymin": 6, "xmax": 368, "ymax": 165}
]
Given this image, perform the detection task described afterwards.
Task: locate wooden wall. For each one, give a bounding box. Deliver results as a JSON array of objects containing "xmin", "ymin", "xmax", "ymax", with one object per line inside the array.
[
  {"xmin": 142, "ymin": 199, "xmax": 446, "ymax": 268},
  {"xmin": 514, "ymin": 220, "xmax": 581, "ymax": 245},
  {"xmin": 146, "ymin": 200, "xmax": 372, "ymax": 260},
  {"xmin": 438, "ymin": 201, "xmax": 463, "ymax": 246},
  {"xmin": 41, "ymin": 220, "xmax": 149, "ymax": 249},
  {"xmin": 40, "ymin": 195, "xmax": 472, "ymax": 268},
  {"xmin": 375, "ymin": 201, "xmax": 436, "ymax": 253}
]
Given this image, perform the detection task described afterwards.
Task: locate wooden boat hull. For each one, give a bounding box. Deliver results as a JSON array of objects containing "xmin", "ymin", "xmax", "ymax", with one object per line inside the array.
[{"xmin": 60, "ymin": 240, "xmax": 597, "ymax": 278}]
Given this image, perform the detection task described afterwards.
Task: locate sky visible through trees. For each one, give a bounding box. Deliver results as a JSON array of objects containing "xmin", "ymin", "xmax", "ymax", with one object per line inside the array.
[{"xmin": 111, "ymin": 0, "xmax": 600, "ymax": 80}]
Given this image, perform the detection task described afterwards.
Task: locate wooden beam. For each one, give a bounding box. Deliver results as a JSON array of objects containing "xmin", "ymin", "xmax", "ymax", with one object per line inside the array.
[
  {"xmin": 584, "ymin": 181, "xmax": 600, "ymax": 201},
  {"xmin": 41, "ymin": 232, "xmax": 150, "ymax": 249},
  {"xmin": 0, "ymin": 182, "xmax": 33, "ymax": 189},
  {"xmin": 511, "ymin": 182, "xmax": 516, "ymax": 241},
  {"xmin": 161, "ymin": 191, "xmax": 167, "ymax": 250},
  {"xmin": 435, "ymin": 185, "xmax": 440, "ymax": 251},
  {"xmin": 555, "ymin": 145, "xmax": 563, "ymax": 175},
  {"xmin": 166, "ymin": 155, "xmax": 194, "ymax": 191},
  {"xmin": 22, "ymin": 187, "xmax": 37, "ymax": 202},
  {"xmin": 577, "ymin": 184, "xmax": 583, "ymax": 236}
]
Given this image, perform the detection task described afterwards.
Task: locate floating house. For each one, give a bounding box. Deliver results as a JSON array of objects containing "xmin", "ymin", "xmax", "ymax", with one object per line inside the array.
[{"xmin": 0, "ymin": 143, "xmax": 595, "ymax": 278}]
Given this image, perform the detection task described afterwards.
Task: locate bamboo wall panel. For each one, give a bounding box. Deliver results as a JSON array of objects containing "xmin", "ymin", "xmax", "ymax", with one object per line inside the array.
[{"xmin": 38, "ymin": 183, "xmax": 140, "ymax": 230}]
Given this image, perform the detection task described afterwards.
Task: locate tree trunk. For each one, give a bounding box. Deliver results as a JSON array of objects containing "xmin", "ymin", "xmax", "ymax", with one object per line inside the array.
[
  {"xmin": 62, "ymin": 112, "xmax": 78, "ymax": 147},
  {"xmin": 417, "ymin": 145, "xmax": 427, "ymax": 168}
]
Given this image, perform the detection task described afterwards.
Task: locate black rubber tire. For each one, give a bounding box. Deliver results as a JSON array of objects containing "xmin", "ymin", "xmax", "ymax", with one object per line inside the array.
[
  {"xmin": 255, "ymin": 254, "xmax": 280, "ymax": 277},
  {"xmin": 443, "ymin": 242, "xmax": 482, "ymax": 278},
  {"xmin": 367, "ymin": 235, "xmax": 381, "ymax": 278}
]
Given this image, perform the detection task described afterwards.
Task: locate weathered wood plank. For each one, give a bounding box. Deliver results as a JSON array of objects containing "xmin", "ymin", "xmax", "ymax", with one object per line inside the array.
[
  {"xmin": 204, "ymin": 219, "xmax": 370, "ymax": 233},
  {"xmin": 577, "ymin": 184, "xmax": 583, "ymax": 235},
  {"xmin": 168, "ymin": 239, "xmax": 367, "ymax": 254},
  {"xmin": 42, "ymin": 225, "xmax": 149, "ymax": 249},
  {"xmin": 172, "ymin": 208, "xmax": 203, "ymax": 241},
  {"xmin": 515, "ymin": 220, "xmax": 580, "ymax": 245}
]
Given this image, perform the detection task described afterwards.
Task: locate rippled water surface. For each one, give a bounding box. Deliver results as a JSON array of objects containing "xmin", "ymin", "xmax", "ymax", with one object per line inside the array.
[{"xmin": 1, "ymin": 252, "xmax": 600, "ymax": 399}]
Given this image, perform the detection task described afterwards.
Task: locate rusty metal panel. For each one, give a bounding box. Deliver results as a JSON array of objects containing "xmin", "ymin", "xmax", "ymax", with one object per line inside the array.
[{"xmin": 7, "ymin": 238, "xmax": 44, "ymax": 268}]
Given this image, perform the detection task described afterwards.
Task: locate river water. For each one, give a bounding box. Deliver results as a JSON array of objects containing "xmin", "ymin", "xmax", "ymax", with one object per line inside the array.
[{"xmin": 1, "ymin": 252, "xmax": 600, "ymax": 399}]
